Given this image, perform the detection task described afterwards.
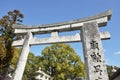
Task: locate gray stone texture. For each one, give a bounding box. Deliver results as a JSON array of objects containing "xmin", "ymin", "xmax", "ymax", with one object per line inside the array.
[
  {"xmin": 12, "ymin": 32, "xmax": 33, "ymax": 80},
  {"xmin": 81, "ymin": 22, "xmax": 109, "ymax": 80},
  {"xmin": 12, "ymin": 10, "xmax": 112, "ymax": 34},
  {"xmin": 12, "ymin": 10, "xmax": 112, "ymax": 80}
]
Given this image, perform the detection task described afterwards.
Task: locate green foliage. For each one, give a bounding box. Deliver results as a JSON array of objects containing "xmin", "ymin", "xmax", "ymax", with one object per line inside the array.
[
  {"xmin": 0, "ymin": 9, "xmax": 118, "ymax": 80},
  {"xmin": 10, "ymin": 48, "xmax": 21, "ymax": 67},
  {"xmin": 14, "ymin": 43, "xmax": 86, "ymax": 80},
  {"xmin": 0, "ymin": 9, "xmax": 24, "ymax": 42},
  {"xmin": 0, "ymin": 37, "xmax": 6, "ymax": 75},
  {"xmin": 0, "ymin": 9, "xmax": 24, "ymax": 76},
  {"xmin": 2, "ymin": 45, "xmax": 118, "ymax": 80},
  {"xmin": 4, "ymin": 47, "xmax": 38, "ymax": 80},
  {"xmin": 23, "ymin": 52, "xmax": 38, "ymax": 80},
  {"xmin": 41, "ymin": 43, "xmax": 86, "ymax": 80},
  {"xmin": 0, "ymin": 38, "xmax": 6, "ymax": 62}
]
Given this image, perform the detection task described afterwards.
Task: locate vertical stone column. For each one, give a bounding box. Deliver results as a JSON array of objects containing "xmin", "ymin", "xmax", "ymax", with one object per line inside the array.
[
  {"xmin": 12, "ymin": 32, "xmax": 33, "ymax": 80},
  {"xmin": 81, "ymin": 22, "xmax": 109, "ymax": 80}
]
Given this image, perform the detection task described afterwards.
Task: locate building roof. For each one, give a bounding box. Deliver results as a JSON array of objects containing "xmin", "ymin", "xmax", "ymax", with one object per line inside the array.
[{"xmin": 110, "ymin": 68, "xmax": 120, "ymax": 80}]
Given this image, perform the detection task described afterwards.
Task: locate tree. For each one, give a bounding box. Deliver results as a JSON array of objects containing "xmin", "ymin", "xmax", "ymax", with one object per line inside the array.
[
  {"xmin": 1, "ymin": 46, "xmax": 38, "ymax": 80},
  {"xmin": 0, "ymin": 9, "xmax": 24, "ymax": 76},
  {"xmin": 22, "ymin": 52, "xmax": 40, "ymax": 80},
  {"xmin": 41, "ymin": 43, "xmax": 86, "ymax": 80},
  {"xmin": 5, "ymin": 47, "xmax": 38, "ymax": 80},
  {"xmin": 4, "ymin": 44, "xmax": 119, "ymax": 80}
]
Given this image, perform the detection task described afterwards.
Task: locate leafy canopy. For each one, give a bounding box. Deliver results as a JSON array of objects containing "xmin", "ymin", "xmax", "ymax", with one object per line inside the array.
[
  {"xmin": 0, "ymin": 9, "xmax": 24, "ymax": 76},
  {"xmin": 41, "ymin": 43, "xmax": 86, "ymax": 80}
]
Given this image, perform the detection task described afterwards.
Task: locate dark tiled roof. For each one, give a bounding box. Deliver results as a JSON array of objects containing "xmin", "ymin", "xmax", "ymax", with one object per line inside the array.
[{"xmin": 110, "ymin": 68, "xmax": 120, "ymax": 80}]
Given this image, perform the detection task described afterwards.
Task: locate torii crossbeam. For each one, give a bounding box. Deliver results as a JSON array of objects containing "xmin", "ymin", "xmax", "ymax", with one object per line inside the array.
[{"xmin": 12, "ymin": 10, "xmax": 112, "ymax": 80}]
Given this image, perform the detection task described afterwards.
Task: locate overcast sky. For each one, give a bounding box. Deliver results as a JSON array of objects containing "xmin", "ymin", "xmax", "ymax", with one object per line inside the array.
[{"xmin": 0, "ymin": 0, "xmax": 120, "ymax": 67}]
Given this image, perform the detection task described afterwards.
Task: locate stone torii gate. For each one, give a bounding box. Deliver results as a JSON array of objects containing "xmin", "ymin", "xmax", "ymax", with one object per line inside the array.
[{"xmin": 11, "ymin": 10, "xmax": 112, "ymax": 80}]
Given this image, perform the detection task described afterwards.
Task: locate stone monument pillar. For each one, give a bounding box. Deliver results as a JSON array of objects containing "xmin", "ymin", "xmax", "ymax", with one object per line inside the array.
[
  {"xmin": 12, "ymin": 32, "xmax": 33, "ymax": 80},
  {"xmin": 81, "ymin": 21, "xmax": 109, "ymax": 80},
  {"xmin": 12, "ymin": 10, "xmax": 112, "ymax": 80}
]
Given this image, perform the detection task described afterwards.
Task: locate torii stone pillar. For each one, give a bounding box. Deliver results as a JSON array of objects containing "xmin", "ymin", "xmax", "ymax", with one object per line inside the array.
[
  {"xmin": 12, "ymin": 32, "xmax": 33, "ymax": 80},
  {"xmin": 81, "ymin": 22, "xmax": 109, "ymax": 80},
  {"xmin": 11, "ymin": 10, "xmax": 112, "ymax": 80}
]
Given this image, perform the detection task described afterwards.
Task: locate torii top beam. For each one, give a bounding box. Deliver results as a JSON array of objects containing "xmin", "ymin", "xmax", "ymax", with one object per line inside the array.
[{"xmin": 13, "ymin": 10, "xmax": 112, "ymax": 34}]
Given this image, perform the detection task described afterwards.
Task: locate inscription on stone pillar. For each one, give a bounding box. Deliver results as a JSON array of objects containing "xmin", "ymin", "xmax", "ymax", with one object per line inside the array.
[
  {"xmin": 81, "ymin": 22, "xmax": 109, "ymax": 80},
  {"xmin": 12, "ymin": 10, "xmax": 112, "ymax": 79}
]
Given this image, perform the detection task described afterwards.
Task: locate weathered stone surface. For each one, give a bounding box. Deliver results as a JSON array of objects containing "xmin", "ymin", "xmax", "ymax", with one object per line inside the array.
[
  {"xmin": 51, "ymin": 31, "xmax": 58, "ymax": 37},
  {"xmin": 12, "ymin": 32, "xmax": 110, "ymax": 46},
  {"xmin": 12, "ymin": 10, "xmax": 112, "ymax": 34},
  {"xmin": 12, "ymin": 32, "xmax": 33, "ymax": 80},
  {"xmin": 81, "ymin": 22, "xmax": 109, "ymax": 80},
  {"xmin": 12, "ymin": 10, "xmax": 112, "ymax": 80},
  {"xmin": 13, "ymin": 10, "xmax": 112, "ymax": 29}
]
